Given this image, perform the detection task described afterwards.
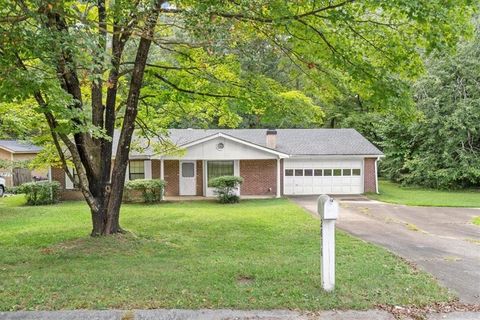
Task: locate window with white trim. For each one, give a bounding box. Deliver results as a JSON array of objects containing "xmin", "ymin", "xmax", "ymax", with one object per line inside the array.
[
  {"xmin": 129, "ymin": 160, "xmax": 145, "ymax": 180},
  {"xmin": 207, "ymin": 161, "xmax": 234, "ymax": 183}
]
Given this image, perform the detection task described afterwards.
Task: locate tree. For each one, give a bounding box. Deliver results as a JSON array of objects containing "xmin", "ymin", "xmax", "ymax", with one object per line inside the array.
[
  {"xmin": 0, "ymin": 100, "xmax": 45, "ymax": 139},
  {"xmin": 379, "ymin": 29, "xmax": 480, "ymax": 189},
  {"xmin": 0, "ymin": 0, "xmax": 473, "ymax": 235}
]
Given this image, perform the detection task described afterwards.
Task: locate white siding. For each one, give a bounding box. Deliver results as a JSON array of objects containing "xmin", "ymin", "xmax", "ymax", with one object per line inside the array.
[
  {"xmin": 65, "ymin": 167, "xmax": 74, "ymax": 189},
  {"xmin": 163, "ymin": 137, "xmax": 277, "ymax": 160},
  {"xmin": 144, "ymin": 160, "xmax": 152, "ymax": 179}
]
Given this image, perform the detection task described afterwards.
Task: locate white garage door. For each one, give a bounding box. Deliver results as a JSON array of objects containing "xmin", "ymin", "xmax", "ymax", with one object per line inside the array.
[{"xmin": 283, "ymin": 159, "xmax": 363, "ymax": 195}]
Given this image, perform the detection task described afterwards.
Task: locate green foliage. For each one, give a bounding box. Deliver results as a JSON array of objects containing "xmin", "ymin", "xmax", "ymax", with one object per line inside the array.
[
  {"xmin": 125, "ymin": 179, "xmax": 166, "ymax": 203},
  {"xmin": 379, "ymin": 34, "xmax": 480, "ymax": 189},
  {"xmin": 19, "ymin": 181, "xmax": 60, "ymax": 205},
  {"xmin": 0, "ymin": 100, "xmax": 46, "ymax": 139},
  {"xmin": 6, "ymin": 185, "xmax": 24, "ymax": 195},
  {"xmin": 0, "ymin": 159, "xmax": 31, "ymax": 170},
  {"xmin": 208, "ymin": 176, "xmax": 243, "ymax": 203}
]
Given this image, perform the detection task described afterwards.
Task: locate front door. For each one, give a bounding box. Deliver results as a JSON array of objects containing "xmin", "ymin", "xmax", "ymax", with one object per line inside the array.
[{"xmin": 180, "ymin": 161, "xmax": 196, "ymax": 195}]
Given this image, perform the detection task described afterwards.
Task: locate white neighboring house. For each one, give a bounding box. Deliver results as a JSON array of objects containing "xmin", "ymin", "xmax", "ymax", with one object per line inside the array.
[{"xmin": 51, "ymin": 128, "xmax": 384, "ymax": 199}]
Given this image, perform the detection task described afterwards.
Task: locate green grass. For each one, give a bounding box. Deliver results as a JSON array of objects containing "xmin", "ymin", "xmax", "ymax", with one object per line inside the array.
[
  {"xmin": 473, "ymin": 216, "xmax": 480, "ymax": 226},
  {"xmin": 0, "ymin": 196, "xmax": 452, "ymax": 311},
  {"xmin": 367, "ymin": 180, "xmax": 480, "ymax": 207}
]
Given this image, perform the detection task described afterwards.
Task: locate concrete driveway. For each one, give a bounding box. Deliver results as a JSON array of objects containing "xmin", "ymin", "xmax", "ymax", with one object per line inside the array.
[{"xmin": 290, "ymin": 196, "xmax": 480, "ymax": 304}]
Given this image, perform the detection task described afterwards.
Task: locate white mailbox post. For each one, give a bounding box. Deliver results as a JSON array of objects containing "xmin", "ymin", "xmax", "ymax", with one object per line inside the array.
[{"xmin": 317, "ymin": 194, "xmax": 339, "ymax": 292}]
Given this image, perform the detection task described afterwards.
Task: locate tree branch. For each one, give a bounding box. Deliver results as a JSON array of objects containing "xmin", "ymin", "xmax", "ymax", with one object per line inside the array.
[{"xmin": 153, "ymin": 74, "xmax": 239, "ymax": 98}]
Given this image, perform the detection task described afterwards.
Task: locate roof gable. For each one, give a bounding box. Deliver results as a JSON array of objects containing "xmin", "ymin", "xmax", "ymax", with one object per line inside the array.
[{"xmin": 178, "ymin": 132, "xmax": 289, "ymax": 158}]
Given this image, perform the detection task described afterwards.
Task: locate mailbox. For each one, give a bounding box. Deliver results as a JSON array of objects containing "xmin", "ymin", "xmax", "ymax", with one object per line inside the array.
[
  {"xmin": 318, "ymin": 194, "xmax": 339, "ymax": 292},
  {"xmin": 317, "ymin": 194, "xmax": 339, "ymax": 220}
]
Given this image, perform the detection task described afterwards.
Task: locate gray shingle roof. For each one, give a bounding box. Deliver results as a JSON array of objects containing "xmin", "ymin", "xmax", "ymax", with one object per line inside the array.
[
  {"xmin": 0, "ymin": 140, "xmax": 42, "ymax": 153},
  {"xmin": 122, "ymin": 128, "xmax": 383, "ymax": 156}
]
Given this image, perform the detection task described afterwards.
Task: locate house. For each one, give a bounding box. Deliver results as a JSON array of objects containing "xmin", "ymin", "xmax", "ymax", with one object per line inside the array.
[
  {"xmin": 0, "ymin": 140, "xmax": 45, "ymax": 187},
  {"xmin": 51, "ymin": 128, "xmax": 383, "ymax": 198}
]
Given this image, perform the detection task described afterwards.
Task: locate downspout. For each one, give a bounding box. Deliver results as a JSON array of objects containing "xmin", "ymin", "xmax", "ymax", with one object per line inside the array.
[{"xmin": 375, "ymin": 157, "xmax": 380, "ymax": 194}]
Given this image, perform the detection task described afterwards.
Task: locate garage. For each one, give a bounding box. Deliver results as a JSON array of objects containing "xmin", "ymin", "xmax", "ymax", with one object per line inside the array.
[{"xmin": 283, "ymin": 159, "xmax": 364, "ymax": 195}]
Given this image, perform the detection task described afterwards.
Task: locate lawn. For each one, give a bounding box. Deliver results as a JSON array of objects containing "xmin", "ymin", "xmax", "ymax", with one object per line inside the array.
[
  {"xmin": 473, "ymin": 216, "xmax": 480, "ymax": 226},
  {"xmin": 0, "ymin": 196, "xmax": 452, "ymax": 311},
  {"xmin": 367, "ymin": 180, "xmax": 480, "ymax": 207}
]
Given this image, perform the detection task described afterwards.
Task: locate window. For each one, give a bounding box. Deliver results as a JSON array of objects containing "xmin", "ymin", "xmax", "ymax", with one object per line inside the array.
[
  {"xmin": 182, "ymin": 162, "xmax": 195, "ymax": 177},
  {"xmin": 333, "ymin": 169, "xmax": 342, "ymax": 176},
  {"xmin": 343, "ymin": 169, "xmax": 351, "ymax": 176},
  {"xmin": 129, "ymin": 160, "xmax": 145, "ymax": 180},
  {"xmin": 314, "ymin": 169, "xmax": 322, "ymax": 176},
  {"xmin": 294, "ymin": 169, "xmax": 303, "ymax": 176},
  {"xmin": 304, "ymin": 169, "xmax": 313, "ymax": 176},
  {"xmin": 285, "ymin": 169, "xmax": 294, "ymax": 176},
  {"xmin": 324, "ymin": 169, "xmax": 332, "ymax": 176},
  {"xmin": 352, "ymin": 169, "xmax": 361, "ymax": 176},
  {"xmin": 207, "ymin": 161, "xmax": 234, "ymax": 182}
]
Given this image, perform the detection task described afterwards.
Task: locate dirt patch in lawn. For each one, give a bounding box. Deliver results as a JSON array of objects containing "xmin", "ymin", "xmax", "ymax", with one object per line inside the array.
[{"xmin": 236, "ymin": 275, "xmax": 255, "ymax": 286}]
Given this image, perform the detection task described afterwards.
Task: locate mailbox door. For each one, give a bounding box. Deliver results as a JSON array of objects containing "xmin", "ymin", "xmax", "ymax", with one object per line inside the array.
[{"xmin": 324, "ymin": 201, "xmax": 339, "ymax": 220}]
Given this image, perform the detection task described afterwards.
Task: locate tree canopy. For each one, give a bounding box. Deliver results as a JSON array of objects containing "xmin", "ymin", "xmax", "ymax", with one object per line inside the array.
[{"xmin": 379, "ymin": 29, "xmax": 480, "ymax": 189}]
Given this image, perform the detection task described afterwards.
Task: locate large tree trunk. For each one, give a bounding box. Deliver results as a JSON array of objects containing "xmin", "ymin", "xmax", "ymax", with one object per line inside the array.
[
  {"xmin": 88, "ymin": 1, "xmax": 162, "ymax": 236},
  {"xmin": 89, "ymin": 180, "xmax": 121, "ymax": 236},
  {"xmin": 91, "ymin": 204, "xmax": 122, "ymax": 236}
]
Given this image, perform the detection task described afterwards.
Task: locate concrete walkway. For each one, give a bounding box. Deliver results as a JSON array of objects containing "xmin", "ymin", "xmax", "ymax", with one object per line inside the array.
[
  {"xmin": 290, "ymin": 196, "xmax": 480, "ymax": 304},
  {"xmin": 1, "ymin": 309, "xmax": 479, "ymax": 320}
]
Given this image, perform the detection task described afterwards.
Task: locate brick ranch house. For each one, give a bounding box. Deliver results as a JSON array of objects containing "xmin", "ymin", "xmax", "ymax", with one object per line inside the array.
[{"xmin": 50, "ymin": 129, "xmax": 383, "ymax": 199}]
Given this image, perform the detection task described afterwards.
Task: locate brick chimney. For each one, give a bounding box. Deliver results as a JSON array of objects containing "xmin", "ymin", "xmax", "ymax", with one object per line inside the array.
[{"xmin": 266, "ymin": 129, "xmax": 277, "ymax": 149}]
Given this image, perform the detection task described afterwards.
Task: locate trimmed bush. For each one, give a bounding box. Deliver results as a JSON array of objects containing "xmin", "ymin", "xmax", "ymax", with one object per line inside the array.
[
  {"xmin": 20, "ymin": 181, "xmax": 60, "ymax": 205},
  {"xmin": 6, "ymin": 185, "xmax": 24, "ymax": 195},
  {"xmin": 208, "ymin": 176, "xmax": 243, "ymax": 204},
  {"xmin": 125, "ymin": 179, "xmax": 166, "ymax": 203}
]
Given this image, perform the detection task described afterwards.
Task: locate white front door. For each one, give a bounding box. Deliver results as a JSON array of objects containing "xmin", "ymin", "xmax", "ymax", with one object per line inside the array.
[{"xmin": 180, "ymin": 161, "xmax": 196, "ymax": 195}]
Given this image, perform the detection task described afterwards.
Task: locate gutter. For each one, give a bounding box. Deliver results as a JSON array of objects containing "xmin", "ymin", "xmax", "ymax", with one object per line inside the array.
[{"xmin": 375, "ymin": 156, "xmax": 380, "ymax": 194}]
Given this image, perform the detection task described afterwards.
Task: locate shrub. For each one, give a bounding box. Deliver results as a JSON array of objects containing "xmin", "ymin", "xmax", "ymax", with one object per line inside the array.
[
  {"xmin": 125, "ymin": 179, "xmax": 166, "ymax": 203},
  {"xmin": 6, "ymin": 185, "xmax": 24, "ymax": 194},
  {"xmin": 20, "ymin": 181, "xmax": 60, "ymax": 205},
  {"xmin": 208, "ymin": 176, "xmax": 243, "ymax": 204}
]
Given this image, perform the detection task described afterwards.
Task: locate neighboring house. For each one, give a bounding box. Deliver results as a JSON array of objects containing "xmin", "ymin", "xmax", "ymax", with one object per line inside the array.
[
  {"xmin": 0, "ymin": 140, "xmax": 45, "ymax": 187},
  {"xmin": 51, "ymin": 128, "xmax": 383, "ymax": 198}
]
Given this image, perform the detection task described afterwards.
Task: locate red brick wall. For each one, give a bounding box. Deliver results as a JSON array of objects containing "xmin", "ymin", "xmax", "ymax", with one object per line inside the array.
[
  {"xmin": 164, "ymin": 160, "xmax": 179, "ymax": 196},
  {"xmin": 196, "ymin": 160, "xmax": 203, "ymax": 196},
  {"xmin": 364, "ymin": 158, "xmax": 377, "ymax": 193},
  {"xmin": 152, "ymin": 160, "xmax": 161, "ymax": 179},
  {"xmin": 240, "ymin": 160, "xmax": 276, "ymax": 196},
  {"xmin": 51, "ymin": 167, "xmax": 66, "ymax": 189}
]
